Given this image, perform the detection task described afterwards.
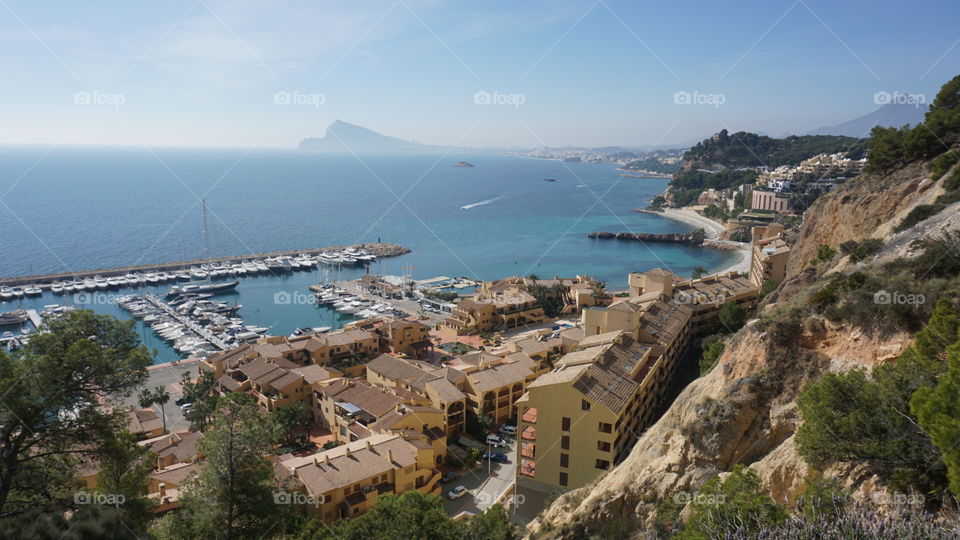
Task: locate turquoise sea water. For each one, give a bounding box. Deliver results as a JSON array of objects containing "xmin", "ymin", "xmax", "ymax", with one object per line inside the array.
[{"xmin": 0, "ymin": 146, "xmax": 734, "ymax": 362}]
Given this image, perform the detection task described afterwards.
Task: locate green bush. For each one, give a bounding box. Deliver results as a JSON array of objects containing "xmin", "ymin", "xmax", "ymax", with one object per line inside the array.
[
  {"xmin": 929, "ymin": 150, "xmax": 959, "ymax": 180},
  {"xmin": 698, "ymin": 334, "xmax": 726, "ymax": 375},
  {"xmin": 896, "ymin": 204, "xmax": 942, "ymax": 232},
  {"xmin": 676, "ymin": 465, "xmax": 788, "ymax": 539}
]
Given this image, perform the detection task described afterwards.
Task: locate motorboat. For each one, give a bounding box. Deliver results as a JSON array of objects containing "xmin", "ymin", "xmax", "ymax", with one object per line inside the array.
[
  {"xmin": 24, "ymin": 285, "xmax": 42, "ymax": 297},
  {"xmin": 166, "ymin": 281, "xmax": 239, "ymax": 297}
]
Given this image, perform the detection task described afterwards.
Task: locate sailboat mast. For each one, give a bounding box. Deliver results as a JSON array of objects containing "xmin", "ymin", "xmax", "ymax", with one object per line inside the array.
[{"xmin": 201, "ymin": 199, "xmax": 210, "ymax": 258}]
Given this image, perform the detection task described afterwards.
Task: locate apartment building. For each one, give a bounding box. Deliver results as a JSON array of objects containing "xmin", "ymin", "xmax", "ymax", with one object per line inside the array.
[
  {"xmin": 371, "ymin": 319, "xmax": 434, "ymax": 359},
  {"xmin": 441, "ymin": 288, "xmax": 545, "ymax": 335},
  {"xmin": 126, "ymin": 407, "xmax": 165, "ymax": 440},
  {"xmin": 751, "ymin": 190, "xmax": 791, "ymax": 213},
  {"xmin": 275, "ymin": 432, "xmax": 442, "ymax": 524},
  {"xmin": 749, "ymin": 224, "xmax": 791, "ymax": 286},
  {"xmin": 315, "ymin": 378, "xmax": 420, "ymax": 442},
  {"xmin": 365, "ymin": 354, "xmax": 467, "ymax": 436},
  {"xmin": 147, "ymin": 430, "xmax": 203, "ymax": 469},
  {"xmin": 516, "ymin": 334, "xmax": 659, "ymax": 493},
  {"xmin": 627, "ymin": 268, "xmax": 759, "ymax": 333},
  {"xmin": 460, "ymin": 358, "xmax": 537, "ymax": 425},
  {"xmin": 214, "ymin": 356, "xmax": 342, "ymax": 412}
]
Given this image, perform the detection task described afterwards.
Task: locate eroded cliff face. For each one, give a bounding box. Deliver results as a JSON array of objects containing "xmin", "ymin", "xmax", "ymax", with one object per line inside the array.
[
  {"xmin": 526, "ymin": 160, "xmax": 948, "ymax": 539},
  {"xmin": 785, "ymin": 162, "xmax": 944, "ymax": 278},
  {"xmin": 526, "ymin": 319, "xmax": 911, "ymax": 539}
]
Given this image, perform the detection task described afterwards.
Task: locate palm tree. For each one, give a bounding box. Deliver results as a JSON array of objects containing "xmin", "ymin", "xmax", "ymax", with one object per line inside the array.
[
  {"xmin": 153, "ymin": 386, "xmax": 170, "ymax": 432},
  {"xmin": 692, "ymin": 265, "xmax": 707, "ymax": 279},
  {"xmin": 137, "ymin": 386, "xmax": 171, "ymax": 432}
]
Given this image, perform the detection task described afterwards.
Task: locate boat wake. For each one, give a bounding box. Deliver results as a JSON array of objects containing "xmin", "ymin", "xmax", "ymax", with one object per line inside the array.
[
  {"xmin": 576, "ymin": 184, "xmax": 592, "ymax": 188},
  {"xmin": 460, "ymin": 196, "xmax": 503, "ymax": 210}
]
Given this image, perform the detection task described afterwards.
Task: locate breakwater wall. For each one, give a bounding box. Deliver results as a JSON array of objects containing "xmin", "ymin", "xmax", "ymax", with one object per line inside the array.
[
  {"xmin": 0, "ymin": 243, "xmax": 410, "ymax": 288},
  {"xmin": 587, "ymin": 230, "xmax": 705, "ymax": 244}
]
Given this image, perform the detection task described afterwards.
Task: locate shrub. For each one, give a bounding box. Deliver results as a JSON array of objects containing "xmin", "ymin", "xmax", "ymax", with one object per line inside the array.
[
  {"xmin": 929, "ymin": 149, "xmax": 959, "ymax": 180},
  {"xmin": 895, "ymin": 204, "xmax": 942, "ymax": 232},
  {"xmin": 676, "ymin": 465, "xmax": 788, "ymax": 539}
]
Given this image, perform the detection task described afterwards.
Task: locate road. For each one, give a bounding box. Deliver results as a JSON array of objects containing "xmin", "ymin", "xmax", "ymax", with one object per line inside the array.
[{"xmin": 443, "ymin": 438, "xmax": 517, "ymax": 516}]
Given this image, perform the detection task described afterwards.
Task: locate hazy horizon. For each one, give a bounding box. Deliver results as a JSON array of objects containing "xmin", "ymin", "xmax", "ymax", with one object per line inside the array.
[{"xmin": 1, "ymin": 0, "xmax": 957, "ymax": 149}]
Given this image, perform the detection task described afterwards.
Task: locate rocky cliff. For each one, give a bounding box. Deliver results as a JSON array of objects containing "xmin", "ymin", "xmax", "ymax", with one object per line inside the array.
[{"xmin": 527, "ymin": 159, "xmax": 955, "ymax": 539}]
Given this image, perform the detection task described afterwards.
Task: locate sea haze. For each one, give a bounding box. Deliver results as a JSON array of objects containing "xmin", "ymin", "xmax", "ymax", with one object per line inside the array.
[{"xmin": 0, "ymin": 146, "xmax": 735, "ymax": 287}]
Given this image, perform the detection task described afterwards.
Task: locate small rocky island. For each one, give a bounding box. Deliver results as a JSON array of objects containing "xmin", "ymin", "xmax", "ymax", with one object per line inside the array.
[{"xmin": 453, "ymin": 161, "xmax": 474, "ymax": 167}]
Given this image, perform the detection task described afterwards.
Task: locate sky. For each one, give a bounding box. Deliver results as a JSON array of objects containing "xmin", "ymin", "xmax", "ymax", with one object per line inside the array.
[{"xmin": 0, "ymin": 0, "xmax": 957, "ymax": 149}]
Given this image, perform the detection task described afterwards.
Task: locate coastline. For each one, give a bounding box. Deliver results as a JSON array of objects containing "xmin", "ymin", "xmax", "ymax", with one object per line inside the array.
[{"xmin": 652, "ymin": 207, "xmax": 752, "ymax": 275}]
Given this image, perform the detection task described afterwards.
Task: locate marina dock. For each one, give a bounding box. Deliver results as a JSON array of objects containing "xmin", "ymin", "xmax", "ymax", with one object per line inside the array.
[
  {"xmin": 142, "ymin": 295, "xmax": 231, "ymax": 351},
  {"xmin": 0, "ymin": 243, "xmax": 410, "ymax": 288}
]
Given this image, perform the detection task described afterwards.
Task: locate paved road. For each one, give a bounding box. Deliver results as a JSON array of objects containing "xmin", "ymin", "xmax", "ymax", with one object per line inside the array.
[{"xmin": 443, "ymin": 438, "xmax": 517, "ymax": 516}]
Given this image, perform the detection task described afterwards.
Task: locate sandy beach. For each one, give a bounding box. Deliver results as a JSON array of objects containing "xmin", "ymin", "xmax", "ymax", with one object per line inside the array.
[{"xmin": 655, "ymin": 207, "xmax": 752, "ymax": 274}]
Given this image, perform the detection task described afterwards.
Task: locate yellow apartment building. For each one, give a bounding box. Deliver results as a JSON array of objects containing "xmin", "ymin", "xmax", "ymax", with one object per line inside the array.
[
  {"xmin": 441, "ymin": 288, "xmax": 546, "ymax": 335},
  {"xmin": 515, "ymin": 334, "xmax": 658, "ymax": 493},
  {"xmin": 365, "ymin": 354, "xmax": 467, "ymax": 436},
  {"xmin": 749, "ymin": 224, "xmax": 790, "ymax": 286},
  {"xmin": 275, "ymin": 432, "xmax": 442, "ymax": 524}
]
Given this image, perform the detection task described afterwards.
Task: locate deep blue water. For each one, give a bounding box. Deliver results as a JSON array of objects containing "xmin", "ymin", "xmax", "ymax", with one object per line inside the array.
[{"xmin": 0, "ymin": 146, "xmax": 734, "ymax": 362}]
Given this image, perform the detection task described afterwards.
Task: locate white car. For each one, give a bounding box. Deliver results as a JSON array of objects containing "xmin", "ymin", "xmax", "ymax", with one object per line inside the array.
[
  {"xmin": 498, "ymin": 424, "xmax": 517, "ymax": 436},
  {"xmin": 486, "ymin": 434, "xmax": 507, "ymax": 446},
  {"xmin": 447, "ymin": 485, "xmax": 469, "ymax": 500}
]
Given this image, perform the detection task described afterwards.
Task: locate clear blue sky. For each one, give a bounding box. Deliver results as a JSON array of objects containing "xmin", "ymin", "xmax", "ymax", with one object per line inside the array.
[{"xmin": 1, "ymin": 0, "xmax": 957, "ymax": 148}]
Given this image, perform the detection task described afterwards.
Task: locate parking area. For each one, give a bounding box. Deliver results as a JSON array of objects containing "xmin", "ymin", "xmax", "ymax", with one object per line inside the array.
[
  {"xmin": 442, "ymin": 434, "xmax": 517, "ymax": 516},
  {"xmin": 118, "ymin": 359, "xmax": 201, "ymax": 433}
]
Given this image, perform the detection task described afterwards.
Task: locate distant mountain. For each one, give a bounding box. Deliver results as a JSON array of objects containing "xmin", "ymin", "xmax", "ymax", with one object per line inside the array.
[
  {"xmin": 806, "ymin": 103, "xmax": 929, "ymax": 137},
  {"xmin": 298, "ymin": 120, "xmax": 438, "ymax": 151}
]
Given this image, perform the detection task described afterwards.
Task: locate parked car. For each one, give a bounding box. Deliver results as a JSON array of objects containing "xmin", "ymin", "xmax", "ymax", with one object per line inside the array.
[
  {"xmin": 175, "ymin": 397, "xmax": 189, "ymax": 406},
  {"xmin": 498, "ymin": 424, "xmax": 517, "ymax": 436},
  {"xmin": 483, "ymin": 452, "xmax": 509, "ymax": 463},
  {"xmin": 440, "ymin": 471, "xmax": 461, "ymax": 484},
  {"xmin": 486, "ymin": 434, "xmax": 507, "ymax": 446},
  {"xmin": 447, "ymin": 485, "xmax": 469, "ymax": 500}
]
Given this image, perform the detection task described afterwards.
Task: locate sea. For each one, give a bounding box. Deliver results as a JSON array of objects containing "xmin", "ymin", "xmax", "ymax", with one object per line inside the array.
[{"xmin": 0, "ymin": 146, "xmax": 735, "ymax": 363}]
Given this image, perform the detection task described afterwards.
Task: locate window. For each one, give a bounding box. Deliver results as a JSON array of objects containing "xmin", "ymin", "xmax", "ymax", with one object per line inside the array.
[
  {"xmin": 561, "ymin": 416, "xmax": 571, "ymax": 431},
  {"xmin": 560, "ymin": 453, "xmax": 569, "ymax": 468},
  {"xmin": 561, "ymin": 435, "xmax": 570, "ymax": 450},
  {"xmin": 599, "ymin": 422, "xmax": 612, "ymax": 433},
  {"xmin": 597, "ymin": 441, "xmax": 611, "ymax": 452},
  {"xmin": 596, "ymin": 459, "xmax": 610, "ymax": 470},
  {"xmin": 559, "ymin": 472, "xmax": 568, "ymax": 487},
  {"xmin": 581, "ymin": 400, "xmax": 591, "ymax": 411}
]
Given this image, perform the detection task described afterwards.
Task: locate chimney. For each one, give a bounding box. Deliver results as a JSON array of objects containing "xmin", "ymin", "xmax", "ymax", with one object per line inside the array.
[
  {"xmin": 345, "ymin": 446, "xmax": 352, "ymax": 457},
  {"xmin": 366, "ymin": 440, "xmax": 372, "ymax": 450},
  {"xmin": 325, "ymin": 454, "xmax": 331, "ymax": 465},
  {"xmin": 387, "ymin": 449, "xmax": 393, "ymax": 463},
  {"xmin": 158, "ymin": 482, "xmax": 166, "ymax": 497}
]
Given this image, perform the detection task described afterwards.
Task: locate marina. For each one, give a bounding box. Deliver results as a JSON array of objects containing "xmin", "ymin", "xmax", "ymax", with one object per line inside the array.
[{"xmin": 0, "ymin": 243, "xmax": 409, "ymax": 290}]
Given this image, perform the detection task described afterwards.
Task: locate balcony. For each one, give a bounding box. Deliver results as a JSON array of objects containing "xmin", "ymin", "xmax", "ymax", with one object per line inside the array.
[
  {"xmin": 521, "ymin": 425, "xmax": 536, "ymax": 441},
  {"xmin": 519, "ymin": 460, "xmax": 536, "ymax": 477},
  {"xmin": 521, "ymin": 442, "xmax": 535, "ymax": 458},
  {"xmin": 521, "ymin": 407, "xmax": 538, "ymax": 424}
]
